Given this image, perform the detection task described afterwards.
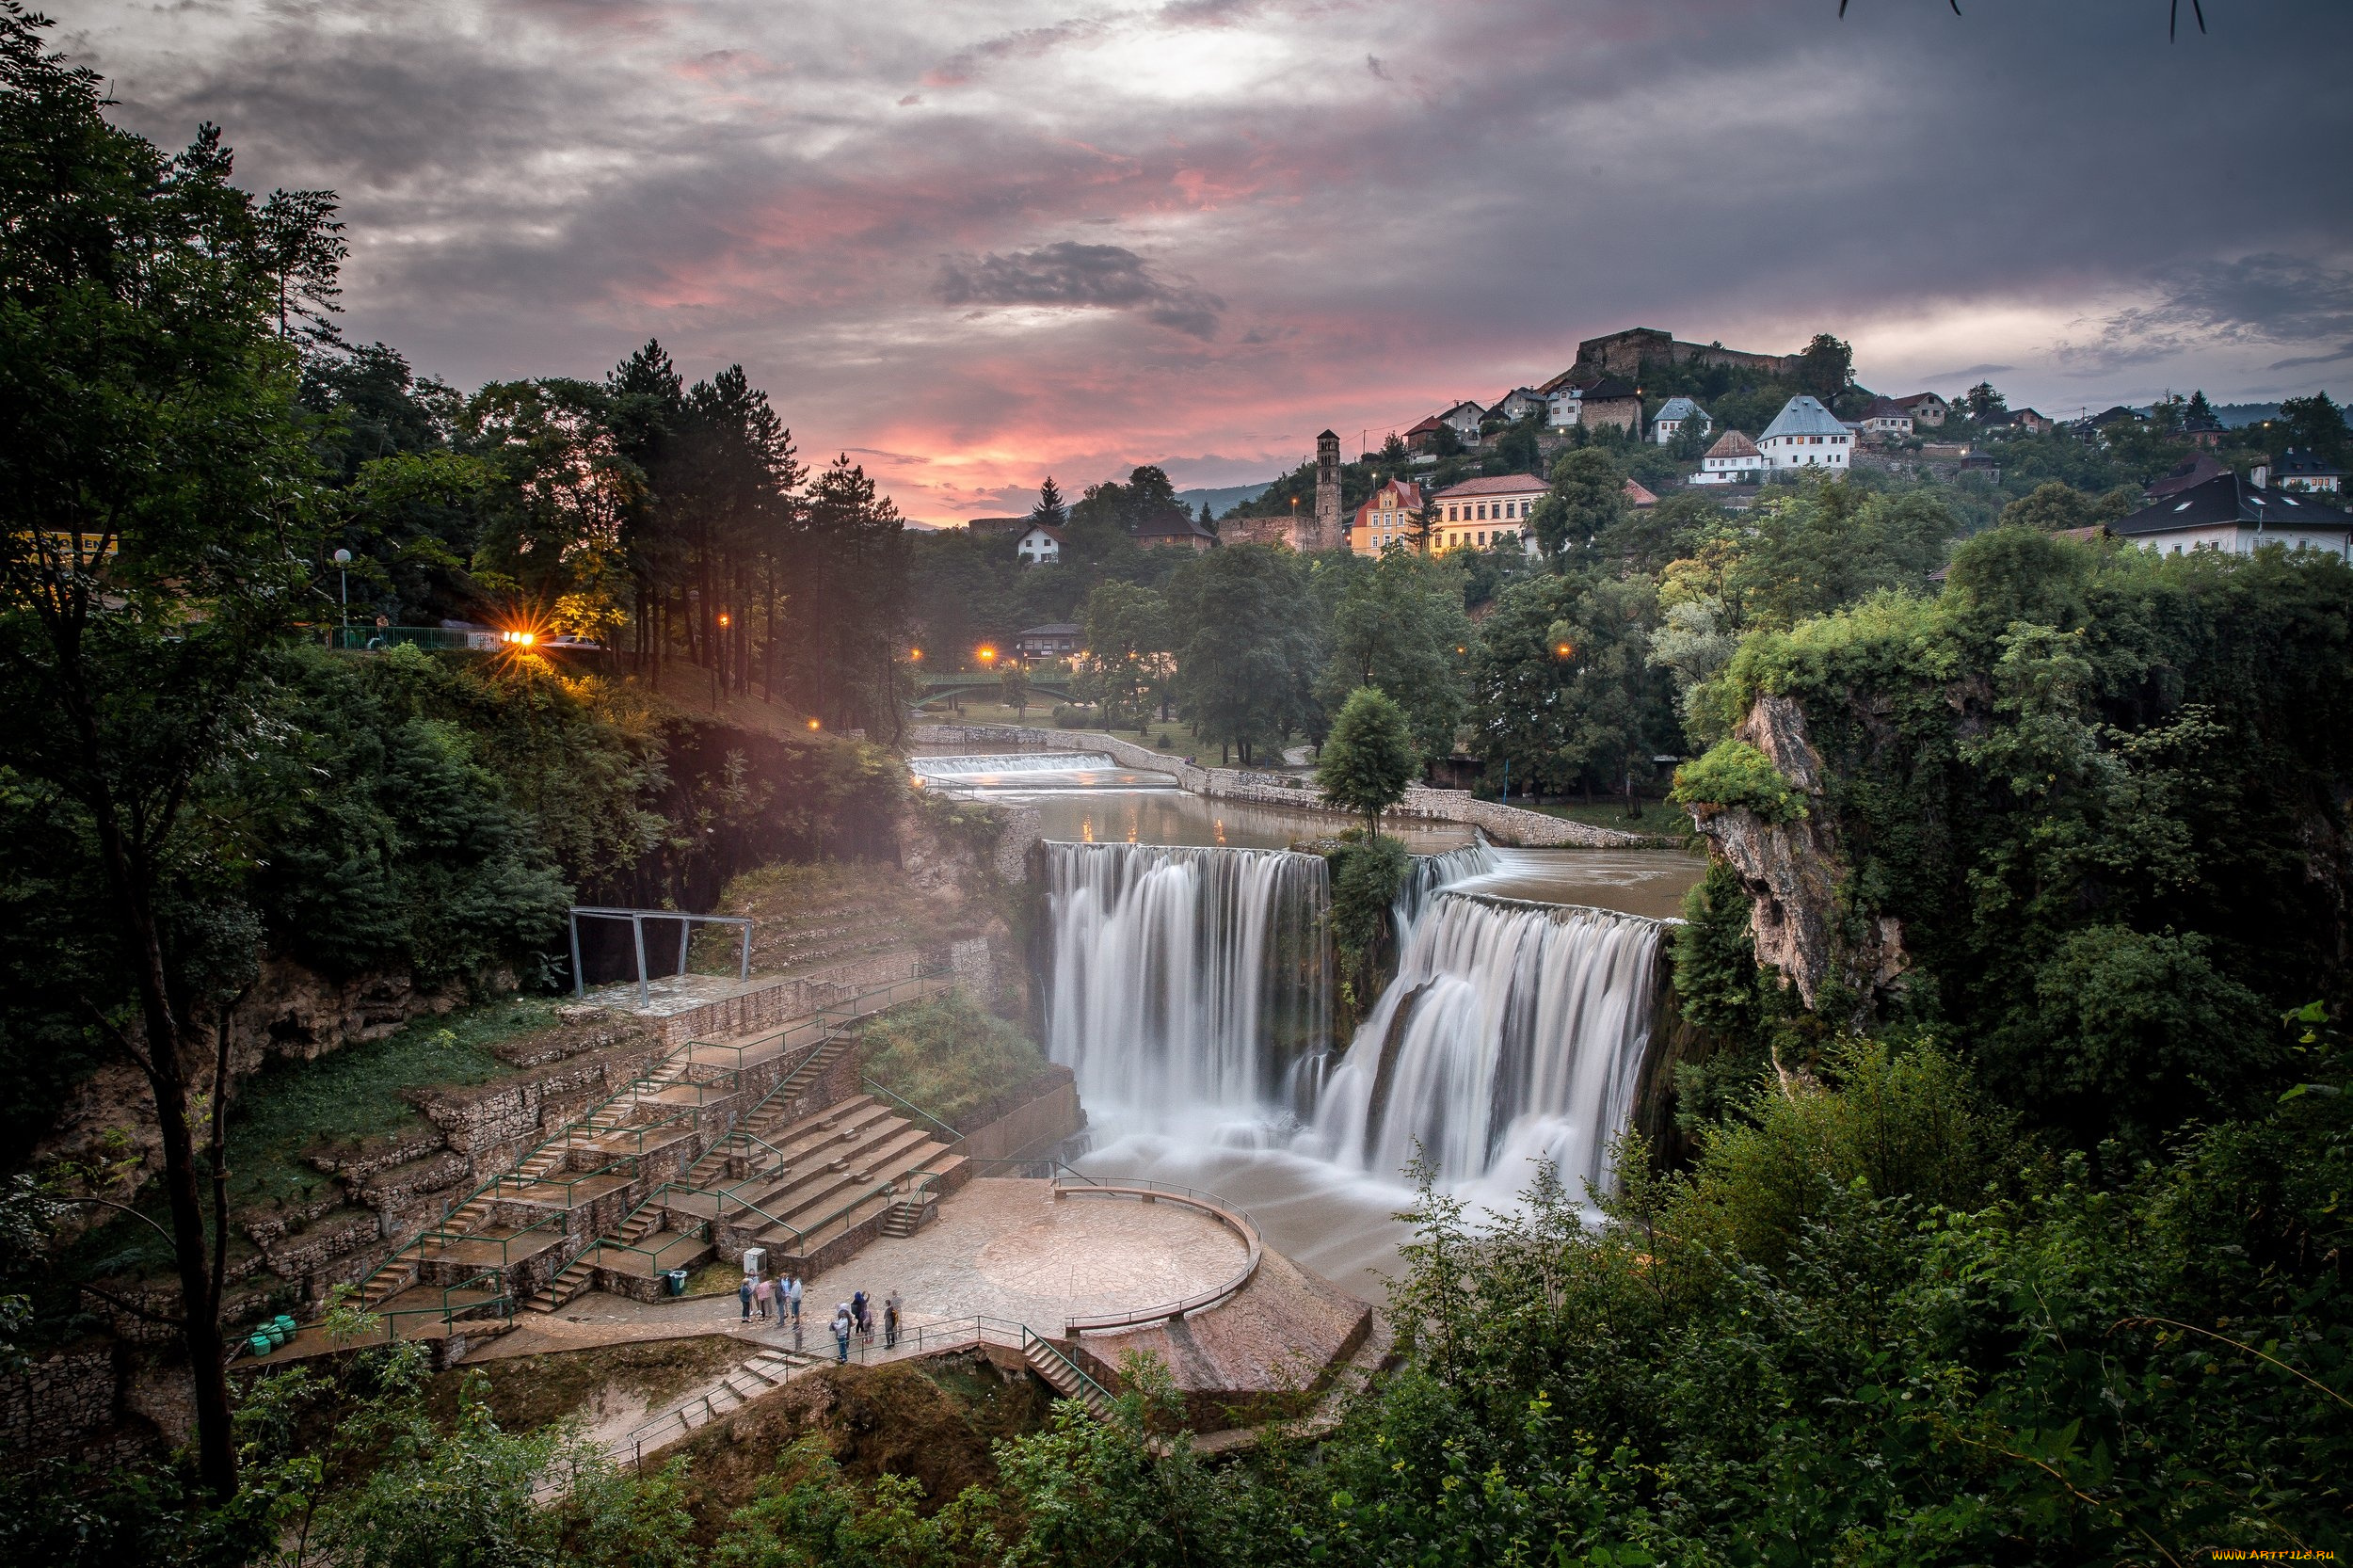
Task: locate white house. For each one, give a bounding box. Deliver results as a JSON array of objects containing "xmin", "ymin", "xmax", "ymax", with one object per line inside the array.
[
  {"xmin": 1652, "ymin": 397, "xmax": 1711, "ymax": 445},
  {"xmin": 1857, "ymin": 397, "xmax": 1913, "ymax": 438},
  {"xmin": 1692, "ymin": 428, "xmax": 1764, "ymax": 485},
  {"xmin": 1430, "ymin": 474, "xmax": 1545, "ymax": 555},
  {"xmin": 2273, "ymin": 448, "xmax": 2345, "ymax": 494},
  {"xmin": 2111, "ymin": 471, "xmax": 2352, "ymax": 559},
  {"xmin": 1758, "ymin": 395, "xmax": 1851, "ymax": 472},
  {"xmin": 1491, "ymin": 388, "xmax": 1547, "ymax": 423},
  {"xmin": 1015, "ymin": 523, "xmax": 1063, "ymax": 565},
  {"xmin": 1438, "ymin": 400, "xmax": 1486, "ymax": 440}
]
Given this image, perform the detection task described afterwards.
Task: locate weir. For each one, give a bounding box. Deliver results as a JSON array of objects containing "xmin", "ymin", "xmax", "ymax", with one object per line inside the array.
[
  {"xmin": 1042, "ymin": 839, "xmax": 1669, "ymax": 1204},
  {"xmin": 911, "ymin": 752, "xmax": 1123, "ymax": 778}
]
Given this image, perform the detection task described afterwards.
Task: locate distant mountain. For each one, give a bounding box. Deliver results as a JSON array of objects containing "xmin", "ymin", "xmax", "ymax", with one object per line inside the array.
[
  {"xmin": 1176, "ymin": 481, "xmax": 1274, "ymax": 520},
  {"xmin": 2211, "ymin": 402, "xmax": 2284, "ymax": 428}
]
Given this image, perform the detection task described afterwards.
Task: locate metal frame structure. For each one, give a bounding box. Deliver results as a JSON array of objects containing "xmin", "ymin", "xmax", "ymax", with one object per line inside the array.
[{"xmin": 568, "ymin": 906, "xmax": 753, "ymax": 1006}]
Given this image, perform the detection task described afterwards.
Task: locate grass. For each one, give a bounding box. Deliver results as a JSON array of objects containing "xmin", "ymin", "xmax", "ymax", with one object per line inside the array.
[
  {"xmin": 1520, "ymin": 799, "xmax": 1697, "ymax": 837},
  {"xmin": 857, "ymin": 991, "xmax": 1050, "ymax": 1129},
  {"xmin": 63, "ymin": 997, "xmax": 560, "ymax": 1287},
  {"xmin": 426, "ymin": 1335, "xmax": 748, "ymax": 1433},
  {"xmin": 695, "ymin": 860, "xmax": 978, "ymax": 973},
  {"xmin": 223, "ymin": 996, "xmax": 556, "ymax": 1215}
]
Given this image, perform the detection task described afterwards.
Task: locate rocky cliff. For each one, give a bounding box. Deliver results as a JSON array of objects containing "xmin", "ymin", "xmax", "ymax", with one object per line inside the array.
[{"xmin": 1687, "ymin": 694, "xmax": 1906, "ymax": 1022}]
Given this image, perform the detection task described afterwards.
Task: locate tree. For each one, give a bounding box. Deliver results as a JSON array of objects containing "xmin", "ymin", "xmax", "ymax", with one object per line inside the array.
[
  {"xmin": 1318, "ymin": 686, "xmax": 1418, "ymax": 838},
  {"xmin": 1163, "ymin": 546, "xmax": 1318, "ymax": 765},
  {"xmin": 1314, "ymin": 550, "xmax": 1471, "ymax": 758},
  {"xmin": 1998, "ymin": 480, "xmax": 2098, "ymax": 533},
  {"xmin": 1529, "ymin": 448, "xmax": 1626, "ymax": 562},
  {"xmin": 2277, "ymin": 392, "xmax": 2348, "ymax": 465},
  {"xmin": 1031, "ymin": 475, "xmax": 1068, "ymax": 530},
  {"xmin": 1795, "ymin": 332, "xmax": 1854, "ymax": 402},
  {"xmin": 0, "ymin": 8, "xmax": 340, "ymax": 1496},
  {"xmin": 1080, "ymin": 580, "xmax": 1167, "ymax": 730},
  {"xmin": 998, "ymin": 659, "xmax": 1032, "ymax": 717},
  {"xmin": 1963, "ymin": 380, "xmax": 2008, "ymax": 421}
]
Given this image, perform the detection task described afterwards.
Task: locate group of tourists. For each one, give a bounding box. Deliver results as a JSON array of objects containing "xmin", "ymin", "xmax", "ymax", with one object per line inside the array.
[
  {"xmin": 827, "ymin": 1288, "xmax": 904, "ymax": 1363},
  {"xmin": 738, "ymin": 1268, "xmax": 804, "ymax": 1336},
  {"xmin": 736, "ymin": 1259, "xmax": 903, "ymax": 1364}
]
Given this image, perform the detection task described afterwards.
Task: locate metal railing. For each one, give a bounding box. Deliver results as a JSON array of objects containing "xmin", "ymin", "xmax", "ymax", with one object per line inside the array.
[
  {"xmin": 858, "ymin": 1077, "xmax": 968, "ymax": 1150},
  {"xmin": 1048, "ymin": 1177, "xmax": 1264, "ymax": 1334},
  {"xmin": 619, "ymin": 1313, "xmax": 1114, "ymax": 1470},
  {"xmin": 414, "ymin": 1209, "xmax": 567, "ymax": 1272},
  {"xmin": 489, "ymin": 1157, "xmax": 635, "ymax": 1209},
  {"xmin": 1022, "ymin": 1324, "xmax": 1119, "ymax": 1408}
]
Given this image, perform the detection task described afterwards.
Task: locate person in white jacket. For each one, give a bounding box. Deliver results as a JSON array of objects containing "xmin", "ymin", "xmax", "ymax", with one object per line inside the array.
[{"xmin": 831, "ymin": 1303, "xmax": 854, "ymax": 1364}]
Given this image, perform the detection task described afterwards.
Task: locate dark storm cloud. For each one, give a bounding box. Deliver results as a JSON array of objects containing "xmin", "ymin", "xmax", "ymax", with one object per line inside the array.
[
  {"xmin": 56, "ymin": 0, "xmax": 2353, "ymax": 514},
  {"xmin": 939, "ymin": 243, "xmax": 1225, "ymax": 340}
]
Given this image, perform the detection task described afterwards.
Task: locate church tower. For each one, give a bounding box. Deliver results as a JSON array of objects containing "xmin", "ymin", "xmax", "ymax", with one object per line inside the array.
[{"xmin": 1311, "ymin": 429, "xmax": 1342, "ymax": 551}]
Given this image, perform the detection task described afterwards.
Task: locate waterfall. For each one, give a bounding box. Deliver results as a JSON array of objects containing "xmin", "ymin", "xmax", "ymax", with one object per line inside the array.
[
  {"xmin": 1310, "ymin": 893, "xmax": 1663, "ymax": 1198},
  {"xmin": 1394, "ymin": 841, "xmax": 1497, "ymax": 928},
  {"xmin": 1042, "ymin": 841, "xmax": 1330, "ymax": 1123},
  {"xmin": 911, "ymin": 752, "xmax": 1118, "ymax": 778}
]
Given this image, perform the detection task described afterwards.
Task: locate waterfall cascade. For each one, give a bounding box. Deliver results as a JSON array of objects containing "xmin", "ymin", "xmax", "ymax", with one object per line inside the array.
[
  {"xmin": 912, "ymin": 752, "xmax": 1118, "ymax": 778},
  {"xmin": 1042, "ymin": 838, "xmax": 1666, "ymax": 1205},
  {"xmin": 1042, "ymin": 841, "xmax": 1330, "ymax": 1123},
  {"xmin": 1308, "ymin": 893, "xmax": 1662, "ymax": 1196}
]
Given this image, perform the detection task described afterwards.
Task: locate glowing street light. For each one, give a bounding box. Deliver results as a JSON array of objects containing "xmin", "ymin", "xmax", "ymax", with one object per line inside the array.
[
  {"xmin": 909, "ymin": 648, "xmax": 923, "ymax": 662},
  {"xmin": 976, "ymin": 645, "xmax": 998, "ymax": 664},
  {"xmin": 806, "ymin": 717, "xmax": 821, "ymax": 730}
]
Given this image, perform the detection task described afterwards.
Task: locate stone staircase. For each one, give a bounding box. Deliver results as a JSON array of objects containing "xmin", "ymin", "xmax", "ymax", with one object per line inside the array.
[
  {"xmin": 1025, "ymin": 1335, "xmax": 1115, "ymax": 1421},
  {"xmin": 672, "ymin": 1093, "xmax": 968, "ymax": 1276},
  {"xmin": 681, "ymin": 1032, "xmax": 856, "ymax": 1190},
  {"xmin": 879, "ymin": 1192, "xmax": 936, "ymax": 1238},
  {"xmin": 622, "ymin": 1344, "xmax": 822, "ymax": 1454}
]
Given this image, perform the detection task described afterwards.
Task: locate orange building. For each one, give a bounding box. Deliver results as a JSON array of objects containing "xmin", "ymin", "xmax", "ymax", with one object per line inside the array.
[{"xmin": 1349, "ymin": 476, "xmax": 1428, "ymax": 555}]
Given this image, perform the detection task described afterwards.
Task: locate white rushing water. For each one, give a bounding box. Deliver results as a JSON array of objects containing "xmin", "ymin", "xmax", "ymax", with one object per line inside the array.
[
  {"xmin": 1042, "ymin": 841, "xmax": 1330, "ymax": 1125},
  {"xmin": 1047, "ymin": 839, "xmax": 1665, "ymax": 1213},
  {"xmin": 910, "ymin": 752, "xmax": 1121, "ymax": 778},
  {"xmin": 1306, "ymin": 893, "xmax": 1663, "ymax": 1204}
]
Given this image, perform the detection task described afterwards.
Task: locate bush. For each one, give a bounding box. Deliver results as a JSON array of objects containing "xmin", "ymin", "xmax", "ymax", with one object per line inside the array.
[
  {"xmin": 857, "ymin": 990, "xmax": 1050, "ymax": 1128},
  {"xmin": 1670, "ymin": 739, "xmax": 1806, "ymax": 822},
  {"xmin": 1049, "ymin": 704, "xmax": 1094, "ymax": 729}
]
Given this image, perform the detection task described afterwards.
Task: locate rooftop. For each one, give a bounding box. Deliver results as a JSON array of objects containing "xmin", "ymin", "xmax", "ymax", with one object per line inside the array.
[
  {"xmin": 1759, "ymin": 395, "xmax": 1847, "ymax": 440},
  {"xmin": 1656, "ymin": 396, "xmax": 1706, "ymax": 421},
  {"xmin": 2111, "ymin": 472, "xmax": 2353, "ymax": 536},
  {"xmin": 1705, "ymin": 429, "xmax": 1760, "ymax": 458},
  {"xmin": 1433, "ymin": 473, "xmax": 1547, "ymax": 499}
]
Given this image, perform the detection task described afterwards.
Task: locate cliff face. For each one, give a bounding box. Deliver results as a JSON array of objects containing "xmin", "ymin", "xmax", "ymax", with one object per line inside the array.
[
  {"xmin": 35, "ymin": 955, "xmax": 471, "ymax": 1212},
  {"xmin": 1689, "ymin": 694, "xmax": 1906, "ymax": 1021}
]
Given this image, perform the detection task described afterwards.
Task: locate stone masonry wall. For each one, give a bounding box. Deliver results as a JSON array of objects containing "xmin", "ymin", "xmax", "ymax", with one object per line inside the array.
[
  {"xmin": 0, "ymin": 1350, "xmax": 115, "ymax": 1457},
  {"xmin": 906, "ymin": 725, "xmax": 1652, "ymax": 847}
]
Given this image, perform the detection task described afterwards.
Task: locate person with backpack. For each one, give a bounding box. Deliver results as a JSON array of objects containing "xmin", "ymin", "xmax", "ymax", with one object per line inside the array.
[{"xmin": 883, "ymin": 1289, "xmax": 902, "ymax": 1351}]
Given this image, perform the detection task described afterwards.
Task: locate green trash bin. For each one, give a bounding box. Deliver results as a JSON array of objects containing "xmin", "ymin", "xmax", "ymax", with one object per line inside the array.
[
  {"xmin": 662, "ymin": 1268, "xmax": 689, "ymax": 1297},
  {"xmin": 248, "ymin": 1334, "xmax": 275, "ymax": 1357}
]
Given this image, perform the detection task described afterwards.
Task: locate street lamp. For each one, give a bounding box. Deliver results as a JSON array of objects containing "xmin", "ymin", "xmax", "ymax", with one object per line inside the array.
[{"xmin": 331, "ymin": 549, "xmax": 351, "ymax": 628}]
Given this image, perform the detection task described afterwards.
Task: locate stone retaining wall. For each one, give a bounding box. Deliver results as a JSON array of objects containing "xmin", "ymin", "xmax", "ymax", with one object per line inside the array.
[
  {"xmin": 955, "ymin": 1067, "xmax": 1084, "ymax": 1163},
  {"xmin": 0, "ymin": 1350, "xmax": 115, "ymax": 1456},
  {"xmin": 906, "ymin": 725, "xmax": 1651, "ymax": 848},
  {"xmin": 650, "ymin": 947, "xmax": 933, "ymax": 1046}
]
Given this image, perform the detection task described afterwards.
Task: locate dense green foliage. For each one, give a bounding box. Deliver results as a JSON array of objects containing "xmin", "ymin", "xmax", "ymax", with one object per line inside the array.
[
  {"xmin": 1678, "ymin": 531, "xmax": 2350, "ymax": 1145},
  {"xmin": 856, "ymin": 991, "xmax": 1051, "ymax": 1130},
  {"xmin": 1316, "ymin": 687, "xmax": 1419, "ymax": 836}
]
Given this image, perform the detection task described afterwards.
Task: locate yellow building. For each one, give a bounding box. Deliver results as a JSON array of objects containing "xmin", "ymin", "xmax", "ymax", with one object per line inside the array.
[{"xmin": 1427, "ymin": 474, "xmax": 1545, "ymax": 554}]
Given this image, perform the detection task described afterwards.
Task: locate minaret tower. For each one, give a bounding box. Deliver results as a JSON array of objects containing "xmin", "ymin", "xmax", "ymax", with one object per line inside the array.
[{"xmin": 1311, "ymin": 429, "xmax": 1341, "ymax": 551}]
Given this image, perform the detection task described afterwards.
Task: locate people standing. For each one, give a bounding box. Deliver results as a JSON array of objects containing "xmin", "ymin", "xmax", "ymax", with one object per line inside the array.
[
  {"xmin": 754, "ymin": 1274, "xmax": 776, "ymax": 1321},
  {"xmin": 831, "ymin": 1302, "xmax": 853, "ymax": 1364},
  {"xmin": 788, "ymin": 1274, "xmax": 803, "ymax": 1326},
  {"xmin": 883, "ymin": 1289, "xmax": 902, "ymax": 1351},
  {"xmin": 738, "ymin": 1273, "xmax": 754, "ymax": 1323},
  {"xmin": 851, "ymin": 1289, "xmax": 869, "ymax": 1344}
]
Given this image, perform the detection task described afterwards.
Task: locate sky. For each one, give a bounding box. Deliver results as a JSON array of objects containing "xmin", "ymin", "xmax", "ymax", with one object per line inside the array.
[{"xmin": 55, "ymin": 0, "xmax": 2353, "ymax": 522}]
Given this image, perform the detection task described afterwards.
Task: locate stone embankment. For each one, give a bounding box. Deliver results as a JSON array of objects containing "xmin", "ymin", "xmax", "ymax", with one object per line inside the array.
[{"xmin": 907, "ymin": 725, "xmax": 1655, "ymax": 848}]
